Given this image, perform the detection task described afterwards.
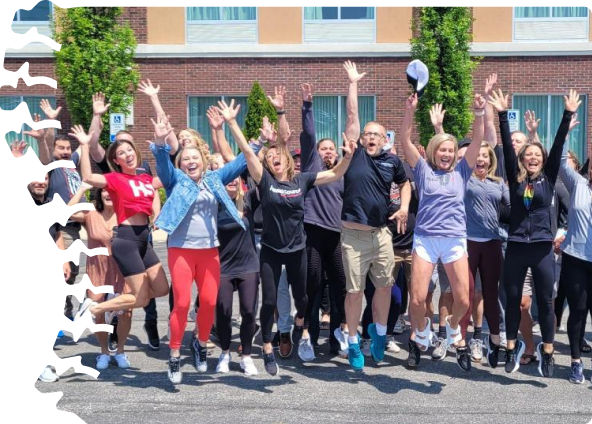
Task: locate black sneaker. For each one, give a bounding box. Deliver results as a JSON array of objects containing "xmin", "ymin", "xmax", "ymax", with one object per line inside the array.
[
  {"xmin": 292, "ymin": 325, "xmax": 304, "ymax": 347},
  {"xmin": 191, "ymin": 338, "xmax": 208, "ymax": 372},
  {"xmin": 486, "ymin": 335, "xmax": 500, "ymax": 369},
  {"xmin": 168, "ymin": 356, "xmax": 182, "ymax": 384},
  {"xmin": 456, "ymin": 346, "xmax": 472, "ymax": 372},
  {"xmin": 108, "ymin": 316, "xmax": 119, "ymax": 353},
  {"xmin": 536, "ymin": 343, "xmax": 554, "ymax": 378},
  {"xmin": 407, "ymin": 340, "xmax": 421, "ymax": 368},
  {"xmin": 143, "ymin": 320, "xmax": 160, "ymax": 350},
  {"xmin": 504, "ymin": 340, "xmax": 525, "ymax": 373},
  {"xmin": 263, "ymin": 351, "xmax": 279, "ymax": 376}
]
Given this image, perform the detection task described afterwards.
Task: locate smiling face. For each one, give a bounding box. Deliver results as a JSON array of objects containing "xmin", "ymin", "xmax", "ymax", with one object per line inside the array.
[
  {"xmin": 265, "ymin": 147, "xmax": 287, "ymax": 179},
  {"xmin": 434, "ymin": 140, "xmax": 456, "ymax": 171},
  {"xmin": 53, "ymin": 138, "xmax": 72, "ymax": 161},
  {"xmin": 27, "ymin": 174, "xmax": 49, "ymax": 201},
  {"xmin": 101, "ymin": 189, "xmax": 113, "ymax": 208},
  {"xmin": 521, "ymin": 144, "xmax": 544, "ymax": 176},
  {"xmin": 113, "ymin": 142, "xmax": 137, "ymax": 173},
  {"xmin": 178, "ymin": 130, "xmax": 197, "ymax": 148},
  {"xmin": 361, "ymin": 122, "xmax": 387, "ymax": 157},
  {"xmin": 474, "ymin": 146, "xmax": 492, "ymax": 179},
  {"xmin": 226, "ymin": 177, "xmax": 240, "ymax": 199},
  {"xmin": 178, "ymin": 147, "xmax": 204, "ymax": 182}
]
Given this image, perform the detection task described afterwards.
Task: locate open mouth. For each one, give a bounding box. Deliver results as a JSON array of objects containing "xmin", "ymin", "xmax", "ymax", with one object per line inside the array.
[{"xmin": 187, "ymin": 164, "xmax": 198, "ymax": 172}]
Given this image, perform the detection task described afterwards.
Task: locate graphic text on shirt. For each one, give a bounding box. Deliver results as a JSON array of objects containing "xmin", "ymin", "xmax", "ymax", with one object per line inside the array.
[
  {"xmin": 129, "ymin": 180, "xmax": 155, "ymax": 197},
  {"xmin": 270, "ymin": 186, "xmax": 302, "ymax": 198}
]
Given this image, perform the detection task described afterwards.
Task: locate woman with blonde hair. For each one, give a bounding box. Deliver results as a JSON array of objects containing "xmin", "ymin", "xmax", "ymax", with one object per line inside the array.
[
  {"xmin": 400, "ymin": 93, "xmax": 485, "ymax": 372},
  {"xmin": 489, "ymin": 88, "xmax": 580, "ymax": 377}
]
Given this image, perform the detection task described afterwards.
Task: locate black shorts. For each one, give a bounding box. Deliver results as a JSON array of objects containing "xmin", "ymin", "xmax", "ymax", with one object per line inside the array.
[{"xmin": 111, "ymin": 225, "xmax": 160, "ymax": 278}]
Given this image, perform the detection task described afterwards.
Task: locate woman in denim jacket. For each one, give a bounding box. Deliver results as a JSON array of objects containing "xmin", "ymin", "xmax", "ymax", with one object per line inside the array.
[{"xmin": 149, "ymin": 117, "xmax": 262, "ymax": 384}]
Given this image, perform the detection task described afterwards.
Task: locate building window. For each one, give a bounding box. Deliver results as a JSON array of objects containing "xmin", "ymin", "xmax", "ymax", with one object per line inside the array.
[
  {"xmin": 313, "ymin": 96, "xmax": 375, "ymax": 143},
  {"xmin": 187, "ymin": 7, "xmax": 256, "ymax": 21},
  {"xmin": 512, "ymin": 94, "xmax": 587, "ymax": 161},
  {"xmin": 188, "ymin": 96, "xmax": 248, "ymax": 153},
  {"xmin": 13, "ymin": 0, "xmax": 52, "ymax": 22},
  {"xmin": 304, "ymin": 7, "xmax": 375, "ymax": 20},
  {"xmin": 514, "ymin": 7, "xmax": 588, "ymax": 18}
]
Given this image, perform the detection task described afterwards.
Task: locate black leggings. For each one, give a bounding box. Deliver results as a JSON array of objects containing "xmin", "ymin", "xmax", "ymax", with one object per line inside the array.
[
  {"xmin": 561, "ymin": 253, "xmax": 592, "ymax": 359},
  {"xmin": 216, "ymin": 273, "xmax": 260, "ymax": 356},
  {"xmin": 504, "ymin": 241, "xmax": 555, "ymax": 344},
  {"xmin": 111, "ymin": 225, "xmax": 160, "ymax": 277},
  {"xmin": 304, "ymin": 224, "xmax": 346, "ymax": 350},
  {"xmin": 260, "ymin": 246, "xmax": 307, "ymax": 344}
]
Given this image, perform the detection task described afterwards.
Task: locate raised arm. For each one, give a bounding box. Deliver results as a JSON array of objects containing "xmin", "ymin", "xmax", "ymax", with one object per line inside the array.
[
  {"xmin": 463, "ymin": 94, "xmax": 486, "ymax": 169},
  {"xmin": 69, "ymin": 125, "xmax": 106, "ymax": 188},
  {"xmin": 429, "ymin": 103, "xmax": 446, "ymax": 135},
  {"xmin": 139, "ymin": 79, "xmax": 180, "ymax": 154},
  {"xmin": 483, "ymin": 73, "xmax": 498, "ymax": 147},
  {"xmin": 23, "ymin": 113, "xmax": 50, "ymax": 164},
  {"xmin": 559, "ymin": 114, "xmax": 582, "ymax": 193},
  {"xmin": 268, "ymin": 86, "xmax": 292, "ymax": 145},
  {"xmin": 524, "ymin": 110, "xmax": 541, "ymax": 144},
  {"xmin": 10, "ymin": 140, "xmax": 28, "ymax": 158},
  {"xmin": 343, "ymin": 60, "xmax": 367, "ymax": 141},
  {"xmin": 207, "ymin": 105, "xmax": 235, "ymax": 162},
  {"xmin": 314, "ymin": 133, "xmax": 355, "ymax": 185},
  {"xmin": 218, "ymin": 99, "xmax": 264, "ymax": 184},
  {"xmin": 400, "ymin": 93, "xmax": 421, "ymax": 168},
  {"xmin": 488, "ymin": 89, "xmax": 517, "ymax": 183},
  {"xmin": 67, "ymin": 182, "xmax": 93, "ymax": 223},
  {"xmin": 149, "ymin": 116, "xmax": 177, "ymax": 190},
  {"xmin": 545, "ymin": 89, "xmax": 580, "ymax": 185},
  {"xmin": 38, "ymin": 98, "xmax": 61, "ymax": 157},
  {"xmin": 88, "ymin": 92, "xmax": 109, "ymax": 163},
  {"xmin": 299, "ymin": 83, "xmax": 318, "ymax": 171}
]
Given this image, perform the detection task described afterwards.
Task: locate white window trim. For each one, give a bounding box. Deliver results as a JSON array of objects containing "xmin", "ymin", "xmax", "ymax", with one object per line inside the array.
[
  {"xmin": 185, "ymin": 7, "xmax": 257, "ymax": 23},
  {"xmin": 513, "ymin": 7, "xmax": 589, "ymax": 20},
  {"xmin": 185, "ymin": 8, "xmax": 258, "ymax": 44},
  {"xmin": 512, "ymin": 7, "xmax": 589, "ymax": 43},
  {"xmin": 13, "ymin": 3, "xmax": 53, "ymax": 24},
  {"xmin": 302, "ymin": 7, "xmax": 376, "ymax": 22}
]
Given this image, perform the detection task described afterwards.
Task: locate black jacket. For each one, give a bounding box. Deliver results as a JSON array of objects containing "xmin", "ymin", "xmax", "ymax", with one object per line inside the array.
[{"xmin": 499, "ymin": 109, "xmax": 574, "ymax": 243}]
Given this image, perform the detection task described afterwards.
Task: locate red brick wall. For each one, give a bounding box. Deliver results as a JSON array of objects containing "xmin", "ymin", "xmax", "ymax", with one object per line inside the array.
[
  {"xmin": 4, "ymin": 56, "xmax": 591, "ymax": 166},
  {"xmin": 120, "ymin": 7, "xmax": 147, "ymax": 44}
]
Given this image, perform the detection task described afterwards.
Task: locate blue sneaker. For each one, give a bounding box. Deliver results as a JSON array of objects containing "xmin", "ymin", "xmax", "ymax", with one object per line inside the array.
[
  {"xmin": 368, "ymin": 323, "xmax": 386, "ymax": 364},
  {"xmin": 57, "ymin": 330, "xmax": 64, "ymax": 339},
  {"xmin": 348, "ymin": 340, "xmax": 365, "ymax": 371},
  {"xmin": 569, "ymin": 361, "xmax": 584, "ymax": 384}
]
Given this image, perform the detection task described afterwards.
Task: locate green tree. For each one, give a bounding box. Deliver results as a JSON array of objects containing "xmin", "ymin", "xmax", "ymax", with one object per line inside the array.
[
  {"xmin": 53, "ymin": 7, "xmax": 139, "ymax": 147},
  {"xmin": 243, "ymin": 81, "xmax": 278, "ymax": 141},
  {"xmin": 410, "ymin": 7, "xmax": 479, "ymax": 145}
]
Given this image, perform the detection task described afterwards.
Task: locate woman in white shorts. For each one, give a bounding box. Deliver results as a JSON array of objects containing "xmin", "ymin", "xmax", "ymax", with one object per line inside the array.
[{"xmin": 400, "ymin": 93, "xmax": 485, "ymax": 372}]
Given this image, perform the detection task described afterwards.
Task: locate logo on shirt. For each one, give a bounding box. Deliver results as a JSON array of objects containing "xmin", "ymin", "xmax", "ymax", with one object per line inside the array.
[
  {"xmin": 378, "ymin": 162, "xmax": 394, "ymax": 168},
  {"xmin": 129, "ymin": 181, "xmax": 155, "ymax": 197},
  {"xmin": 270, "ymin": 186, "xmax": 302, "ymax": 198}
]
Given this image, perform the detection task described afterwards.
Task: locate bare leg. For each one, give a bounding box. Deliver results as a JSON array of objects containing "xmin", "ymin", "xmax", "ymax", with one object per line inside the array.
[
  {"xmin": 443, "ymin": 256, "xmax": 471, "ymax": 347},
  {"xmin": 345, "ymin": 292, "xmax": 364, "ymax": 339}
]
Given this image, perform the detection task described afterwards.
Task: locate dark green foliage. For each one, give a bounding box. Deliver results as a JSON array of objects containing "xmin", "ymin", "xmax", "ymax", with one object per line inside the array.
[
  {"xmin": 243, "ymin": 81, "xmax": 278, "ymax": 141},
  {"xmin": 411, "ymin": 7, "xmax": 479, "ymax": 145},
  {"xmin": 158, "ymin": 187, "xmax": 167, "ymax": 206},
  {"xmin": 53, "ymin": 7, "xmax": 139, "ymax": 147}
]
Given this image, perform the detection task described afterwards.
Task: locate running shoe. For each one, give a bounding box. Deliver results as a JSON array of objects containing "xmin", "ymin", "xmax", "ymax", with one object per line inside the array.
[
  {"xmin": 431, "ymin": 338, "xmax": 448, "ymax": 361},
  {"xmin": 348, "ymin": 340, "xmax": 364, "ymax": 371},
  {"xmin": 240, "ymin": 356, "xmax": 258, "ymax": 376},
  {"xmin": 569, "ymin": 361, "xmax": 584, "ymax": 384},
  {"xmin": 456, "ymin": 346, "xmax": 472, "ymax": 372},
  {"xmin": 168, "ymin": 356, "xmax": 182, "ymax": 384},
  {"xmin": 469, "ymin": 339, "xmax": 484, "ymax": 363},
  {"xmin": 532, "ymin": 323, "xmax": 541, "ymax": 334},
  {"xmin": 298, "ymin": 337, "xmax": 315, "ymax": 362},
  {"xmin": 407, "ymin": 340, "xmax": 421, "ymax": 368},
  {"xmin": 393, "ymin": 315, "xmax": 406, "ymax": 335},
  {"xmin": 74, "ymin": 298, "xmax": 98, "ymax": 324},
  {"xmin": 385, "ymin": 335, "xmax": 400, "ymax": 353},
  {"xmin": 485, "ymin": 335, "xmax": 500, "ymax": 369},
  {"xmin": 368, "ymin": 323, "xmax": 386, "ymax": 364},
  {"xmin": 57, "ymin": 330, "xmax": 64, "ymax": 339},
  {"xmin": 361, "ymin": 338, "xmax": 372, "ymax": 357},
  {"xmin": 263, "ymin": 351, "xmax": 279, "ymax": 376},
  {"xmin": 292, "ymin": 325, "xmax": 304, "ymax": 347},
  {"xmin": 279, "ymin": 332, "xmax": 293, "ymax": 358},
  {"xmin": 333, "ymin": 327, "xmax": 349, "ymax": 352},
  {"xmin": 96, "ymin": 354, "xmax": 111, "ymax": 371},
  {"xmin": 216, "ymin": 352, "xmax": 231, "ymax": 373},
  {"xmin": 191, "ymin": 339, "xmax": 208, "ymax": 372},
  {"xmin": 114, "ymin": 353, "xmax": 130, "ymax": 369},
  {"xmin": 143, "ymin": 320, "xmax": 160, "ymax": 350},
  {"xmin": 536, "ymin": 342, "xmax": 554, "ymax": 378},
  {"xmin": 38, "ymin": 366, "xmax": 58, "ymax": 383},
  {"xmin": 504, "ymin": 340, "xmax": 525, "ymax": 373}
]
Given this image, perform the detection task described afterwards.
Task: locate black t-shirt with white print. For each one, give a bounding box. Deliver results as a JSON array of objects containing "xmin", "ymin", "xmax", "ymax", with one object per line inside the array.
[{"xmin": 257, "ymin": 168, "xmax": 317, "ymax": 253}]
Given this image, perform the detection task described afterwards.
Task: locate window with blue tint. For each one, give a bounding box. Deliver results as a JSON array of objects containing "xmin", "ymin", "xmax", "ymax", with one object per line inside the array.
[
  {"xmin": 312, "ymin": 95, "xmax": 375, "ymax": 143},
  {"xmin": 304, "ymin": 7, "xmax": 375, "ymax": 20},
  {"xmin": 16, "ymin": 0, "xmax": 52, "ymax": 22},
  {"xmin": 187, "ymin": 7, "xmax": 256, "ymax": 21},
  {"xmin": 513, "ymin": 94, "xmax": 587, "ymax": 161},
  {"xmin": 515, "ymin": 7, "xmax": 588, "ymax": 18},
  {"xmin": 188, "ymin": 96, "xmax": 248, "ymax": 153}
]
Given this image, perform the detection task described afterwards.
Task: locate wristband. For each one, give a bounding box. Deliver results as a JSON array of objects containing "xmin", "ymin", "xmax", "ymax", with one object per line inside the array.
[
  {"xmin": 276, "ymin": 110, "xmax": 285, "ymax": 115},
  {"xmin": 473, "ymin": 110, "xmax": 485, "ymax": 117}
]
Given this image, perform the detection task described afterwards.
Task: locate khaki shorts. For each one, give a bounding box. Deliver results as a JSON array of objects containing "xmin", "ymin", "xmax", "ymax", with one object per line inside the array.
[{"xmin": 341, "ymin": 226, "xmax": 395, "ymax": 293}]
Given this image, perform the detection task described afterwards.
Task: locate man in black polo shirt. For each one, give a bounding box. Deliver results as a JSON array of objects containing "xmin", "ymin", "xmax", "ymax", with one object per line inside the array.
[{"xmin": 341, "ymin": 61, "xmax": 411, "ymax": 370}]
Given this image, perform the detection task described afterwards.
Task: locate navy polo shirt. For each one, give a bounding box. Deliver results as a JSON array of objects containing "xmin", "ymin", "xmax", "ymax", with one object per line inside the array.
[{"xmin": 342, "ymin": 141, "xmax": 408, "ymax": 228}]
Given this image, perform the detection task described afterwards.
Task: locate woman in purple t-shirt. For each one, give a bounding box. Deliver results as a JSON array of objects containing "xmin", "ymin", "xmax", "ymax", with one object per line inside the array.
[{"xmin": 400, "ymin": 93, "xmax": 485, "ymax": 372}]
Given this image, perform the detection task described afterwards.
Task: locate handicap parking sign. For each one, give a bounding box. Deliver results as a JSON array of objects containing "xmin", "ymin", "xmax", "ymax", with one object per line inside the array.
[
  {"xmin": 109, "ymin": 113, "xmax": 126, "ymax": 143},
  {"xmin": 507, "ymin": 109, "xmax": 520, "ymax": 132}
]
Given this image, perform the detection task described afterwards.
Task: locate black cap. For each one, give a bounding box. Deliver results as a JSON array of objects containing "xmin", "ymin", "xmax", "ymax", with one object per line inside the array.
[
  {"xmin": 406, "ymin": 59, "xmax": 429, "ymax": 98},
  {"xmin": 458, "ymin": 137, "xmax": 472, "ymax": 149},
  {"xmin": 291, "ymin": 148, "xmax": 301, "ymax": 158}
]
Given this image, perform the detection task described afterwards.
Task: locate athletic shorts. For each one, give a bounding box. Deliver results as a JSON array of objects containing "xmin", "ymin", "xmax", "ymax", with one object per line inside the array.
[
  {"xmin": 111, "ymin": 225, "xmax": 160, "ymax": 278},
  {"xmin": 413, "ymin": 235, "xmax": 467, "ymax": 265}
]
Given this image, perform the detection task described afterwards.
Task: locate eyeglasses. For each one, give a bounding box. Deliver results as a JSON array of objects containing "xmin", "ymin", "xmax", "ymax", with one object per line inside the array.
[{"xmin": 362, "ymin": 131, "xmax": 386, "ymax": 140}]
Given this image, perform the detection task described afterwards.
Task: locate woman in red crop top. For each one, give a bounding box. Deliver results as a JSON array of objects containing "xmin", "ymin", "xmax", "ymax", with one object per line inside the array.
[{"xmin": 71, "ymin": 125, "xmax": 170, "ymax": 328}]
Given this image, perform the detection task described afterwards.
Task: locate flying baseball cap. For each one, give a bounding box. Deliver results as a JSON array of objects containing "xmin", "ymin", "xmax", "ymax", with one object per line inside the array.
[
  {"xmin": 291, "ymin": 148, "xmax": 301, "ymax": 158},
  {"xmin": 406, "ymin": 59, "xmax": 429, "ymax": 98},
  {"xmin": 458, "ymin": 137, "xmax": 472, "ymax": 149}
]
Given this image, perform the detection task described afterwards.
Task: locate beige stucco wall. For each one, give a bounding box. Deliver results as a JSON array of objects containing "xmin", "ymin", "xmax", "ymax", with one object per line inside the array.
[
  {"xmin": 258, "ymin": 7, "xmax": 302, "ymax": 44},
  {"xmin": 147, "ymin": 7, "xmax": 185, "ymax": 44},
  {"xmin": 473, "ymin": 7, "xmax": 513, "ymax": 42}
]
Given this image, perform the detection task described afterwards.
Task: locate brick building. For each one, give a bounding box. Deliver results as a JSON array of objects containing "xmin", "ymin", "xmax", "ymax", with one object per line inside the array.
[{"xmin": 4, "ymin": 5, "xmax": 592, "ymax": 165}]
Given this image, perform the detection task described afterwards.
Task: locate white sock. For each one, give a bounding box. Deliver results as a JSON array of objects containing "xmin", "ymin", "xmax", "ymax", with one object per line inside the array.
[
  {"xmin": 376, "ymin": 323, "xmax": 387, "ymax": 336},
  {"xmin": 348, "ymin": 336, "xmax": 358, "ymax": 344}
]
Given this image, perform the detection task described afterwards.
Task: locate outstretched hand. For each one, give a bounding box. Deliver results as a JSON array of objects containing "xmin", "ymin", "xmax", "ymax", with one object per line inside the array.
[
  {"xmin": 343, "ymin": 60, "xmax": 367, "ymax": 83},
  {"xmin": 429, "ymin": 103, "xmax": 445, "ymax": 127},
  {"xmin": 92, "ymin": 92, "xmax": 110, "ymax": 116},
  {"xmin": 474, "ymin": 93, "xmax": 486, "ymax": 110},
  {"xmin": 40, "ymin": 98, "xmax": 62, "ymax": 120},
  {"xmin": 206, "ymin": 106, "xmax": 224, "ymax": 130},
  {"xmin": 484, "ymin": 73, "xmax": 498, "ymax": 96},
  {"xmin": 259, "ymin": 116, "xmax": 278, "ymax": 143},
  {"xmin": 524, "ymin": 110, "xmax": 540, "ymax": 134},
  {"xmin": 267, "ymin": 86, "xmax": 286, "ymax": 111},
  {"xmin": 68, "ymin": 125, "xmax": 94, "ymax": 146},
  {"xmin": 150, "ymin": 116, "xmax": 175, "ymax": 144},
  {"xmin": 216, "ymin": 99, "xmax": 241, "ymax": 122},
  {"xmin": 139, "ymin": 79, "xmax": 161, "ymax": 97},
  {"xmin": 568, "ymin": 113, "xmax": 580, "ymax": 132},
  {"xmin": 10, "ymin": 140, "xmax": 28, "ymax": 158},
  {"xmin": 340, "ymin": 132, "xmax": 357, "ymax": 159},
  {"xmin": 564, "ymin": 89, "xmax": 581, "ymax": 113},
  {"xmin": 23, "ymin": 113, "xmax": 46, "ymax": 141},
  {"xmin": 301, "ymin": 83, "xmax": 313, "ymax": 102},
  {"xmin": 487, "ymin": 89, "xmax": 509, "ymax": 112}
]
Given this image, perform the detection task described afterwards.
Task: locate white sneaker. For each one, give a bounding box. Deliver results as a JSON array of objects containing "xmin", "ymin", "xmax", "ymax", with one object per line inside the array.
[
  {"xmin": 298, "ymin": 337, "xmax": 316, "ymax": 362},
  {"xmin": 385, "ymin": 335, "xmax": 400, "ymax": 353},
  {"xmin": 333, "ymin": 327, "xmax": 349, "ymax": 351},
  {"xmin": 240, "ymin": 356, "xmax": 258, "ymax": 376},
  {"xmin": 216, "ymin": 352, "xmax": 231, "ymax": 373},
  {"xmin": 114, "ymin": 353, "xmax": 130, "ymax": 369},
  {"xmin": 168, "ymin": 357, "xmax": 182, "ymax": 384},
  {"xmin": 532, "ymin": 323, "xmax": 541, "ymax": 334},
  {"xmin": 96, "ymin": 354, "xmax": 111, "ymax": 370},
  {"xmin": 469, "ymin": 339, "xmax": 484, "ymax": 362},
  {"xmin": 75, "ymin": 298, "xmax": 98, "ymax": 324},
  {"xmin": 393, "ymin": 315, "xmax": 406, "ymax": 335},
  {"xmin": 361, "ymin": 338, "xmax": 371, "ymax": 357},
  {"xmin": 38, "ymin": 366, "xmax": 58, "ymax": 383}
]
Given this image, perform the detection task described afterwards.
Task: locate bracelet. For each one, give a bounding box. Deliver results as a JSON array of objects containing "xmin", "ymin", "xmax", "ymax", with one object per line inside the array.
[
  {"xmin": 474, "ymin": 110, "xmax": 485, "ymax": 117},
  {"xmin": 276, "ymin": 110, "xmax": 285, "ymax": 115}
]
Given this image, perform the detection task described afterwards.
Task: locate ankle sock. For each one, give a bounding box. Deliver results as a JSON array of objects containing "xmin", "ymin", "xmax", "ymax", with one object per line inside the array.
[
  {"xmin": 348, "ymin": 336, "xmax": 358, "ymax": 345},
  {"xmin": 375, "ymin": 323, "xmax": 387, "ymax": 336},
  {"xmin": 473, "ymin": 326, "xmax": 482, "ymax": 341}
]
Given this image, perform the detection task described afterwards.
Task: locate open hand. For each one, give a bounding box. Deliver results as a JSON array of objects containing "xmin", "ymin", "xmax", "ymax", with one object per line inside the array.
[
  {"xmin": 267, "ymin": 86, "xmax": 286, "ymax": 111},
  {"xmin": 488, "ymin": 89, "xmax": 509, "ymax": 112},
  {"xmin": 259, "ymin": 116, "xmax": 278, "ymax": 143},
  {"xmin": 564, "ymin": 89, "xmax": 581, "ymax": 113},
  {"xmin": 484, "ymin": 73, "xmax": 498, "ymax": 96},
  {"xmin": 40, "ymin": 98, "xmax": 62, "ymax": 120},
  {"xmin": 139, "ymin": 79, "xmax": 161, "ymax": 97},
  {"xmin": 150, "ymin": 116, "xmax": 174, "ymax": 144},
  {"xmin": 68, "ymin": 125, "xmax": 94, "ymax": 145},
  {"xmin": 92, "ymin": 92, "xmax": 110, "ymax": 116},
  {"xmin": 343, "ymin": 60, "xmax": 367, "ymax": 83},
  {"xmin": 429, "ymin": 103, "xmax": 445, "ymax": 127},
  {"xmin": 23, "ymin": 113, "xmax": 46, "ymax": 140},
  {"xmin": 206, "ymin": 106, "xmax": 224, "ymax": 130},
  {"xmin": 301, "ymin": 83, "xmax": 313, "ymax": 102},
  {"xmin": 524, "ymin": 110, "xmax": 540, "ymax": 134},
  {"xmin": 10, "ymin": 140, "xmax": 28, "ymax": 158},
  {"xmin": 216, "ymin": 99, "xmax": 241, "ymax": 122}
]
